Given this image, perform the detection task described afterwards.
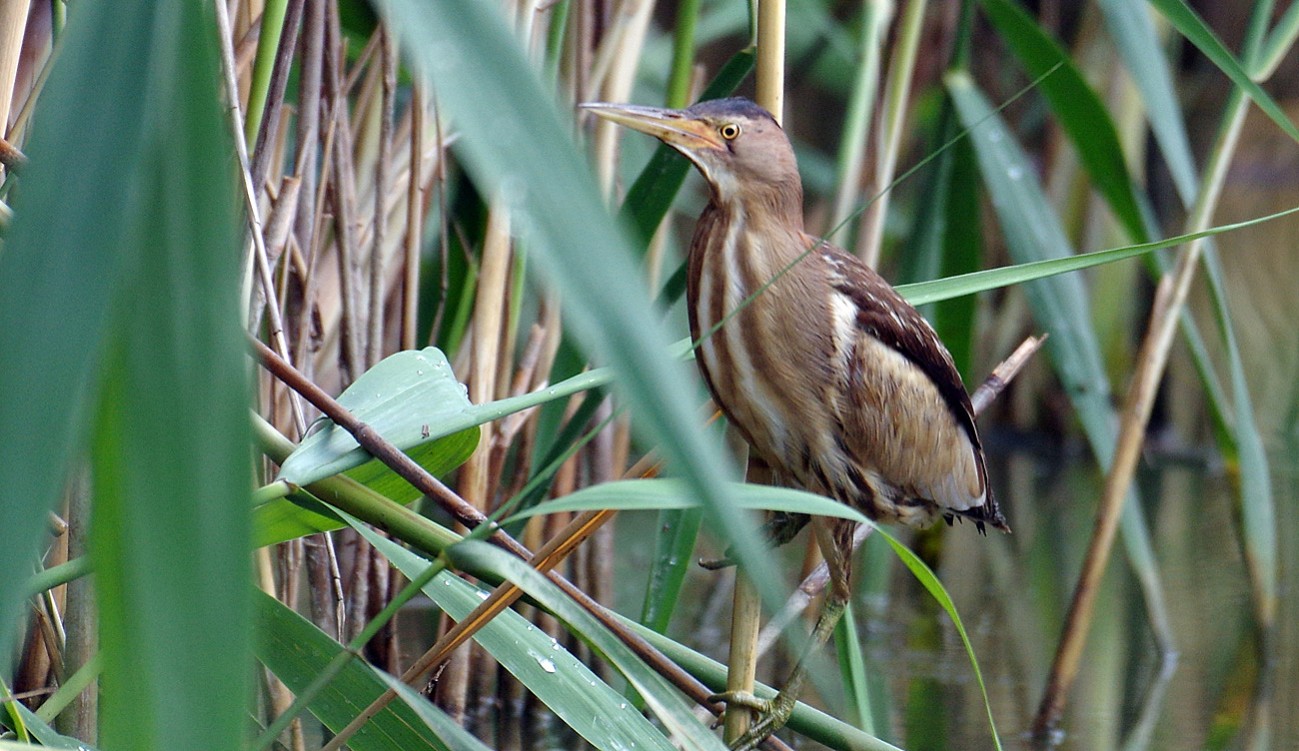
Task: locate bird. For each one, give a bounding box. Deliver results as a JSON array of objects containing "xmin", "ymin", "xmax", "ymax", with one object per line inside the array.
[{"xmin": 583, "ymin": 97, "xmax": 1007, "ymax": 750}]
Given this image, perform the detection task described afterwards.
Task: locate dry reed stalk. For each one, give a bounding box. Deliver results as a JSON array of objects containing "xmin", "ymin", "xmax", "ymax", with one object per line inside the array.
[
  {"xmin": 5, "ymin": 2, "xmax": 54, "ymax": 150},
  {"xmin": 0, "ymin": 0, "xmax": 29, "ymax": 136},
  {"xmin": 855, "ymin": 0, "xmax": 925, "ymax": 268},
  {"xmin": 366, "ymin": 28, "xmax": 398, "ymax": 367},
  {"xmin": 590, "ymin": 0, "xmax": 654, "ymax": 193},
  {"xmin": 401, "ymin": 82, "xmax": 426, "ymax": 350},
  {"xmin": 322, "ymin": 0, "xmax": 363, "ymax": 380},
  {"xmin": 441, "ymin": 202, "xmax": 514, "ymax": 721},
  {"xmin": 1031, "ymin": 96, "xmax": 1250, "ymax": 738},
  {"xmin": 218, "ymin": 0, "xmax": 308, "ymax": 436},
  {"xmin": 249, "ymin": 0, "xmax": 305, "ymax": 194}
]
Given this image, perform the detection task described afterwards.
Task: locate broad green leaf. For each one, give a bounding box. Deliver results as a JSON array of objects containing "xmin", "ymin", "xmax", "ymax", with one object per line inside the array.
[
  {"xmin": 508, "ymin": 478, "xmax": 870, "ymax": 523},
  {"xmin": 260, "ymin": 348, "xmax": 478, "ymax": 543},
  {"xmin": 32, "ymin": 3, "xmax": 255, "ymax": 749},
  {"xmin": 253, "ymin": 488, "xmax": 348, "ymax": 547},
  {"xmin": 253, "ymin": 589, "xmax": 450, "ymax": 750},
  {"xmin": 277, "ymin": 347, "xmax": 479, "ymax": 490},
  {"xmin": 0, "ymin": 1, "xmax": 250, "ymax": 748},
  {"xmin": 352, "ymin": 523, "xmax": 691, "ymax": 751},
  {"xmin": 252, "ymin": 418, "xmax": 464, "ymax": 554},
  {"xmin": 1148, "ymin": 0, "xmax": 1299, "ymax": 144},
  {"xmin": 91, "ymin": 16, "xmax": 250, "ymax": 751},
  {"xmin": 980, "ymin": 0, "xmax": 1148, "ymax": 243}
]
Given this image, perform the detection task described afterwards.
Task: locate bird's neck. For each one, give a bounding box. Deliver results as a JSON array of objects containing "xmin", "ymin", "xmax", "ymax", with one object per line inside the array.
[
  {"xmin": 701, "ymin": 180, "xmax": 806, "ymax": 258},
  {"xmin": 687, "ymin": 180, "xmax": 811, "ymax": 318},
  {"xmin": 712, "ymin": 176, "xmax": 804, "ymax": 223}
]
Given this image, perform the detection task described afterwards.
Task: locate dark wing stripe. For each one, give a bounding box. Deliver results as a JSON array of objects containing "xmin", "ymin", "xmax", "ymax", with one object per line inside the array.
[{"xmin": 821, "ymin": 246, "xmax": 1007, "ymax": 530}]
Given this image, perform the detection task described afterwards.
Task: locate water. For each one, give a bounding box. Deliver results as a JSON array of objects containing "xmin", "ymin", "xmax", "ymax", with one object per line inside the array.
[{"xmin": 611, "ymin": 441, "xmax": 1299, "ymax": 750}]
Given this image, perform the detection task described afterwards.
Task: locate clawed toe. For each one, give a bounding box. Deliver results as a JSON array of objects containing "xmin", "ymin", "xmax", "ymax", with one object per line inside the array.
[
  {"xmin": 707, "ymin": 689, "xmax": 772, "ymax": 713},
  {"xmin": 708, "ymin": 690, "xmax": 796, "ymax": 750}
]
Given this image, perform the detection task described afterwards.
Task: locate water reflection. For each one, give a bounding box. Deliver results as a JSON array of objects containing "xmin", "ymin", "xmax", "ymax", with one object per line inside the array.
[
  {"xmin": 602, "ymin": 440, "xmax": 1297, "ymax": 750},
  {"xmin": 832, "ymin": 444, "xmax": 1297, "ymax": 751}
]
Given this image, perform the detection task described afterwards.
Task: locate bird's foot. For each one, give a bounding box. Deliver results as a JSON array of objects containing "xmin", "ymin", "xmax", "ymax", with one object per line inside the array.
[{"xmin": 707, "ymin": 689, "xmax": 798, "ymax": 751}]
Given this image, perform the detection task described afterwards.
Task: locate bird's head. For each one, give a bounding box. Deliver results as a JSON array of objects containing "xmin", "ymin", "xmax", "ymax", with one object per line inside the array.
[{"xmin": 582, "ymin": 97, "xmax": 801, "ymax": 208}]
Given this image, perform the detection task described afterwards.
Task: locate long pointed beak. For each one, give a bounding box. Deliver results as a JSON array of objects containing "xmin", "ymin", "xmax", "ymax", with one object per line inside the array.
[{"xmin": 580, "ymin": 102, "xmax": 724, "ymax": 154}]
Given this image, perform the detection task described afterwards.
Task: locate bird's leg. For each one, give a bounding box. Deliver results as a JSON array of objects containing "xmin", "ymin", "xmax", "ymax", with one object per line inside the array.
[
  {"xmin": 710, "ymin": 518, "xmax": 854, "ymax": 751},
  {"xmin": 699, "ymin": 511, "xmax": 811, "ymax": 570}
]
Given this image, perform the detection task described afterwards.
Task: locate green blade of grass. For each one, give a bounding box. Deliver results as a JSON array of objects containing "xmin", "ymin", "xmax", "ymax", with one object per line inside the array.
[
  {"xmin": 352, "ymin": 522, "xmax": 700, "ymax": 751},
  {"xmin": 1097, "ymin": 0, "xmax": 1199, "ymax": 201},
  {"xmin": 947, "ymin": 70, "xmax": 1172, "ymax": 645},
  {"xmin": 933, "ymin": 136, "xmax": 983, "ymax": 382},
  {"xmin": 4, "ymin": 703, "xmax": 94, "ymax": 750},
  {"xmin": 1149, "ymin": 0, "xmax": 1299, "ymax": 143},
  {"xmin": 877, "ymin": 530, "xmax": 1003, "ymax": 750},
  {"xmin": 1201, "ymin": 249, "xmax": 1277, "ymax": 623},
  {"xmin": 437, "ymin": 541, "xmax": 723, "ymax": 751},
  {"xmin": 504, "ymin": 481, "xmax": 1000, "ymax": 748},
  {"xmin": 980, "ymin": 0, "xmax": 1148, "ymax": 243},
  {"xmin": 895, "ymin": 202, "xmax": 1299, "ymax": 306},
  {"xmin": 622, "ymin": 614, "xmax": 905, "ymax": 751},
  {"xmin": 377, "ymin": 674, "xmax": 499, "ymax": 751},
  {"xmin": 1101, "ymin": 0, "xmax": 1278, "ymax": 628},
  {"xmin": 254, "ymin": 588, "xmax": 466, "ymax": 751},
  {"xmin": 638, "ymin": 506, "xmax": 703, "ymax": 633},
  {"xmin": 508, "ymin": 478, "xmax": 870, "ymax": 522},
  {"xmin": 833, "ymin": 602, "xmax": 874, "ymax": 734}
]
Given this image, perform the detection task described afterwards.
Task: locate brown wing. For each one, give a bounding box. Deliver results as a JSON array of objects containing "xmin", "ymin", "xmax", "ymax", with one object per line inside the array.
[{"xmin": 815, "ymin": 240, "xmax": 1007, "ymax": 532}]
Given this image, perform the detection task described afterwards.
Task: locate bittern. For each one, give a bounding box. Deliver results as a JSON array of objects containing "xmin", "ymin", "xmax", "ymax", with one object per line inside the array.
[{"xmin": 584, "ymin": 97, "xmax": 1007, "ymax": 749}]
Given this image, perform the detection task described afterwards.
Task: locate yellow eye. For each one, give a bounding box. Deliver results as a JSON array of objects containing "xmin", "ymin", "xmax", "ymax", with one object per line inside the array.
[{"xmin": 718, "ymin": 123, "xmax": 741, "ymax": 140}]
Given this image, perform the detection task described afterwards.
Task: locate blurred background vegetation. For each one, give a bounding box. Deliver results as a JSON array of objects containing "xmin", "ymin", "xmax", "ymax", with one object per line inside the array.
[{"xmin": 0, "ymin": 1, "xmax": 1297, "ymax": 750}]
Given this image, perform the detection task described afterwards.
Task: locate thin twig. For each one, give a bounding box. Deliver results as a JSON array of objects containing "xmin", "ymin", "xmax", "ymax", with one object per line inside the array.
[{"xmin": 249, "ymin": 0, "xmax": 306, "ymax": 194}]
